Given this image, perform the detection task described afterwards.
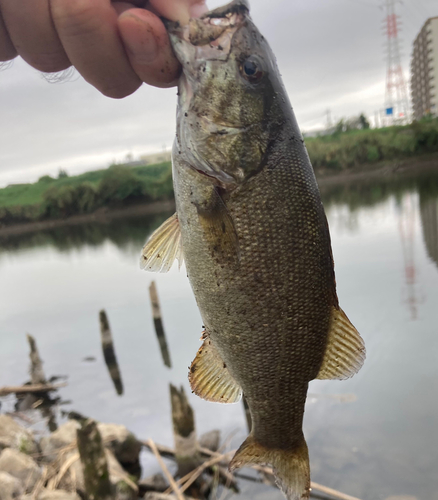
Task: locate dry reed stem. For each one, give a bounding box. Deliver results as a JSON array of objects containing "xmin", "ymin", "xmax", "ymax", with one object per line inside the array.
[
  {"xmin": 164, "ymin": 451, "xmax": 235, "ymax": 495},
  {"xmin": 147, "ymin": 438, "xmax": 185, "ymax": 500},
  {"xmin": 160, "ymin": 444, "xmax": 362, "ymax": 500}
]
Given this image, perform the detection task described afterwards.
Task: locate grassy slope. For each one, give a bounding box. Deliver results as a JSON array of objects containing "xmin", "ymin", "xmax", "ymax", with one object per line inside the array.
[
  {"xmin": 0, "ymin": 162, "xmax": 171, "ymax": 209},
  {"xmin": 305, "ymin": 118, "xmax": 438, "ymax": 172}
]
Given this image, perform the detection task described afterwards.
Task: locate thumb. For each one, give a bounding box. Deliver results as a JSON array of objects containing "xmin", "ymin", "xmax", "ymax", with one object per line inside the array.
[{"xmin": 118, "ymin": 8, "xmax": 180, "ymax": 88}]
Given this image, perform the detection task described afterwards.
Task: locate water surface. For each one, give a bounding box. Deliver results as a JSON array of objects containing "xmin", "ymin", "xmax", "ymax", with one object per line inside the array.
[{"xmin": 1, "ymin": 168, "xmax": 438, "ymax": 500}]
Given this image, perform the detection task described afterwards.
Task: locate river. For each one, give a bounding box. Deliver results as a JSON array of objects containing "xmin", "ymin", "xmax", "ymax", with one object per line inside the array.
[{"xmin": 1, "ymin": 168, "xmax": 437, "ymax": 500}]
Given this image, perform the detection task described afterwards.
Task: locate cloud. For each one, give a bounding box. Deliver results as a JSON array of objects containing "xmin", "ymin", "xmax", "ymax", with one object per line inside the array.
[{"xmin": 0, "ymin": 0, "xmax": 436, "ymax": 186}]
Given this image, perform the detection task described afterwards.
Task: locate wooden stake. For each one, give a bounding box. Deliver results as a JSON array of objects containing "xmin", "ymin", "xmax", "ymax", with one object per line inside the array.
[
  {"xmin": 149, "ymin": 281, "xmax": 172, "ymax": 368},
  {"xmin": 76, "ymin": 419, "xmax": 113, "ymax": 500},
  {"xmin": 170, "ymin": 384, "xmax": 202, "ymax": 477},
  {"xmin": 242, "ymin": 395, "xmax": 252, "ymax": 432},
  {"xmin": 99, "ymin": 310, "xmax": 123, "ymax": 396},
  {"xmin": 27, "ymin": 334, "xmax": 46, "ymax": 385}
]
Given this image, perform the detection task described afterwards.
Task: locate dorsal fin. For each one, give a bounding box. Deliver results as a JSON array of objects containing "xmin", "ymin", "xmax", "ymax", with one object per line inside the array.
[
  {"xmin": 189, "ymin": 334, "xmax": 242, "ymax": 404},
  {"xmin": 140, "ymin": 213, "xmax": 183, "ymax": 273},
  {"xmin": 316, "ymin": 307, "xmax": 366, "ymax": 380}
]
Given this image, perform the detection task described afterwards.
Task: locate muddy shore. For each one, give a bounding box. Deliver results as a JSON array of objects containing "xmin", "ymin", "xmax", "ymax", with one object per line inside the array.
[
  {"xmin": 1, "ymin": 155, "xmax": 437, "ymax": 239},
  {"xmin": 0, "ymin": 199, "xmax": 176, "ymax": 238}
]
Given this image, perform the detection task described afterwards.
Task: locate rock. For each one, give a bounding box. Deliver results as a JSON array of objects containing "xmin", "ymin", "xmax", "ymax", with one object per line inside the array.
[
  {"xmin": 385, "ymin": 497, "xmax": 417, "ymax": 500},
  {"xmin": 0, "ymin": 471, "xmax": 24, "ymax": 500},
  {"xmin": 144, "ymin": 494, "xmax": 197, "ymax": 500},
  {"xmin": 0, "ymin": 448, "xmax": 42, "ymax": 493},
  {"xmin": 39, "ymin": 420, "xmax": 80, "ymax": 463},
  {"xmin": 199, "ymin": 430, "xmax": 221, "ymax": 452},
  {"xmin": 0, "ymin": 415, "xmax": 39, "ymax": 456},
  {"xmin": 40, "ymin": 421, "xmax": 141, "ymax": 467},
  {"xmin": 138, "ymin": 473, "xmax": 168, "ymax": 494},
  {"xmin": 37, "ymin": 490, "xmax": 81, "ymax": 500},
  {"xmin": 55, "ymin": 447, "xmax": 136, "ymax": 499},
  {"xmin": 97, "ymin": 423, "xmax": 141, "ymax": 465}
]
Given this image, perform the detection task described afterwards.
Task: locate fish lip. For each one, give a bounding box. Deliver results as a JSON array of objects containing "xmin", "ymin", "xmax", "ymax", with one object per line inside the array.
[
  {"xmin": 165, "ymin": 0, "xmax": 249, "ymax": 31},
  {"xmin": 165, "ymin": 0, "xmax": 249, "ymax": 45},
  {"xmin": 199, "ymin": 0, "xmax": 250, "ymax": 20}
]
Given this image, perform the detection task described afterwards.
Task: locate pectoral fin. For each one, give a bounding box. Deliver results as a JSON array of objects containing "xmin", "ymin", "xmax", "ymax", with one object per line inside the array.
[
  {"xmin": 196, "ymin": 187, "xmax": 240, "ymax": 262},
  {"xmin": 316, "ymin": 307, "xmax": 366, "ymax": 380},
  {"xmin": 189, "ymin": 335, "xmax": 242, "ymax": 404},
  {"xmin": 140, "ymin": 213, "xmax": 183, "ymax": 273}
]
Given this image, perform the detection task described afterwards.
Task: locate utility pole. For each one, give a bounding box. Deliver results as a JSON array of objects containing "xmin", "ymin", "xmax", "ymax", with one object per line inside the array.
[
  {"xmin": 325, "ymin": 109, "xmax": 333, "ymax": 130},
  {"xmin": 374, "ymin": 110, "xmax": 380, "ymax": 129},
  {"xmin": 382, "ymin": 0, "xmax": 410, "ymax": 124}
]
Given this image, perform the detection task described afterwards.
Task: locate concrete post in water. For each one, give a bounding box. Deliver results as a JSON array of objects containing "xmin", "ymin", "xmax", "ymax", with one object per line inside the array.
[
  {"xmin": 99, "ymin": 310, "xmax": 124, "ymax": 396},
  {"xmin": 169, "ymin": 384, "xmax": 201, "ymax": 477},
  {"xmin": 77, "ymin": 419, "xmax": 114, "ymax": 500},
  {"xmin": 149, "ymin": 282, "xmax": 172, "ymax": 368}
]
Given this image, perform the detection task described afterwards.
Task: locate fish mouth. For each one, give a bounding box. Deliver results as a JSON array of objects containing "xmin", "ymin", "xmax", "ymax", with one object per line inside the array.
[{"xmin": 166, "ymin": 0, "xmax": 249, "ymax": 61}]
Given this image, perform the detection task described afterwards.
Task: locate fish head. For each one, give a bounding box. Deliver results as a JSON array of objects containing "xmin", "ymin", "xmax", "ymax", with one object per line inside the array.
[{"xmin": 168, "ymin": 0, "xmax": 287, "ymax": 188}]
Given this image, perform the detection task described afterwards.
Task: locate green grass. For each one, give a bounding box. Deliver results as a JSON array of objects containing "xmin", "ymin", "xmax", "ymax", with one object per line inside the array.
[
  {"xmin": 0, "ymin": 162, "xmax": 172, "ymax": 209},
  {"xmin": 305, "ymin": 117, "xmax": 438, "ymax": 172},
  {"xmin": 0, "ymin": 162, "xmax": 173, "ymax": 225}
]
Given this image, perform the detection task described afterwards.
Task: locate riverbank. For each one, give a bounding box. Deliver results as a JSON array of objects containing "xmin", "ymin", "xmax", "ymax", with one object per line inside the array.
[
  {"xmin": 1, "ymin": 117, "xmax": 437, "ymax": 235},
  {"xmin": 316, "ymin": 151, "xmax": 438, "ymax": 187},
  {"xmin": 1, "ymin": 153, "xmax": 437, "ymax": 239}
]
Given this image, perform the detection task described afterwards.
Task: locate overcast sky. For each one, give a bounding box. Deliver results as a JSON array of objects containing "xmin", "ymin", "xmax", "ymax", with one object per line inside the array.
[{"xmin": 0, "ymin": 0, "xmax": 436, "ymax": 187}]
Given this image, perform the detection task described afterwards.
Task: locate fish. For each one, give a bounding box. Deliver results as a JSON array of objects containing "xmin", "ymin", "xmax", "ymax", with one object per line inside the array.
[{"xmin": 140, "ymin": 1, "xmax": 366, "ymax": 498}]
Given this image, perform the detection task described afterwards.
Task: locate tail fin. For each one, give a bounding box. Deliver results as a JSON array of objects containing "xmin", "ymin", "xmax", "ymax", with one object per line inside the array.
[{"xmin": 229, "ymin": 434, "xmax": 310, "ymax": 500}]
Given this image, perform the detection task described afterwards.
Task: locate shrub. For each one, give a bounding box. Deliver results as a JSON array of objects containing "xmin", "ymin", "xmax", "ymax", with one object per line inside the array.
[
  {"xmin": 38, "ymin": 175, "xmax": 55, "ymax": 183},
  {"xmin": 43, "ymin": 182, "xmax": 99, "ymax": 218},
  {"xmin": 98, "ymin": 166, "xmax": 146, "ymax": 204}
]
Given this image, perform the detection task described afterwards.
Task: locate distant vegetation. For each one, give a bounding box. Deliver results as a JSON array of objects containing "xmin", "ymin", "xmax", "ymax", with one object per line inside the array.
[
  {"xmin": 306, "ymin": 116, "xmax": 438, "ymax": 172},
  {"xmin": 0, "ymin": 162, "xmax": 172, "ymax": 226},
  {"xmin": 0, "ymin": 117, "xmax": 437, "ymax": 227}
]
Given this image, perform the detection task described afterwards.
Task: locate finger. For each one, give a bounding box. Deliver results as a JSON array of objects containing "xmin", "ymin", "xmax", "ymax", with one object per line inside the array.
[
  {"xmin": 0, "ymin": 0, "xmax": 70, "ymax": 72},
  {"xmin": 0, "ymin": 10, "xmax": 16, "ymax": 61},
  {"xmin": 149, "ymin": 0, "xmax": 208, "ymax": 24},
  {"xmin": 118, "ymin": 8, "xmax": 180, "ymax": 88},
  {"xmin": 50, "ymin": 0, "xmax": 142, "ymax": 98}
]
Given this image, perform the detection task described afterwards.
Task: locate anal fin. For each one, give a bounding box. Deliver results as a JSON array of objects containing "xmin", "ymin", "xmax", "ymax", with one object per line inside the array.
[
  {"xmin": 140, "ymin": 213, "xmax": 183, "ymax": 273},
  {"xmin": 189, "ymin": 336, "xmax": 242, "ymax": 404},
  {"xmin": 316, "ymin": 307, "xmax": 366, "ymax": 381}
]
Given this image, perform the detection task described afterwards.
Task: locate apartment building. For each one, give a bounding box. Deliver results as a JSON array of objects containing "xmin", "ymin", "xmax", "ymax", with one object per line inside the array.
[{"xmin": 411, "ymin": 16, "xmax": 438, "ymax": 120}]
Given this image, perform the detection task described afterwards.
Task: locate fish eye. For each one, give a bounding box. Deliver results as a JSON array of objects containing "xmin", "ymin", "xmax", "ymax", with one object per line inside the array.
[{"xmin": 241, "ymin": 56, "xmax": 264, "ymax": 83}]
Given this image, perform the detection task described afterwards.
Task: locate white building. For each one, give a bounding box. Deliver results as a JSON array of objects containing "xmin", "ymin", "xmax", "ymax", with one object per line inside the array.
[{"xmin": 411, "ymin": 16, "xmax": 438, "ymax": 120}]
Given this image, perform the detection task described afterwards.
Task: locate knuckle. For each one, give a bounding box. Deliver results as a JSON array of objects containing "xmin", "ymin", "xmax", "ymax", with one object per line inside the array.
[{"xmin": 51, "ymin": 0, "xmax": 100, "ymax": 36}]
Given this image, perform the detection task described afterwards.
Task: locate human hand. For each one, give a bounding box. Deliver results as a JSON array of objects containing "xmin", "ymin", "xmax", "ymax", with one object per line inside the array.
[{"xmin": 0, "ymin": 0, "xmax": 208, "ymax": 98}]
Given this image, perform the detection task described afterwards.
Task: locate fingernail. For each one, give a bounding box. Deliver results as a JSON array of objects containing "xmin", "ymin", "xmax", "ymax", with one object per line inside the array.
[{"xmin": 190, "ymin": 3, "xmax": 209, "ymax": 18}]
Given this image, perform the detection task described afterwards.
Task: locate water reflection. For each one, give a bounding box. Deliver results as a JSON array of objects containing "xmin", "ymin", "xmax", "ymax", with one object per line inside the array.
[
  {"xmin": 420, "ymin": 195, "xmax": 438, "ymax": 269},
  {"xmin": 1, "ymin": 167, "xmax": 438, "ymax": 500},
  {"xmin": 0, "ymin": 210, "xmax": 173, "ymax": 255}
]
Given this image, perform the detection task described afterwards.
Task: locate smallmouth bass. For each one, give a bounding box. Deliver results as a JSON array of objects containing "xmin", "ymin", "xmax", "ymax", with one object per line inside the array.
[{"xmin": 141, "ymin": 1, "xmax": 366, "ymax": 499}]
